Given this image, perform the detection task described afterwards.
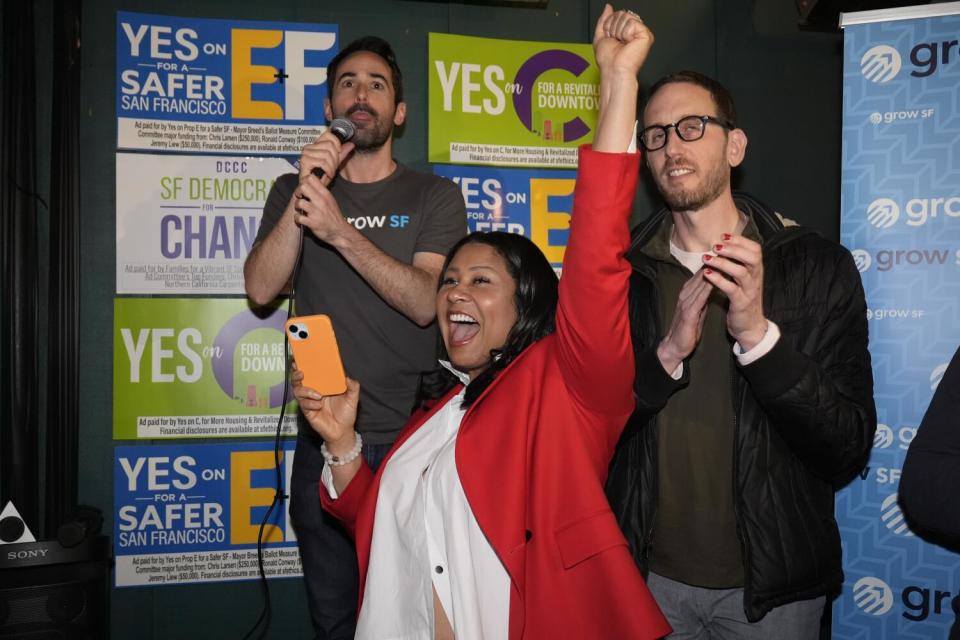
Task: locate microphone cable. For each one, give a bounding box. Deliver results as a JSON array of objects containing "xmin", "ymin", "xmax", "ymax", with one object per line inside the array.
[
  {"xmin": 240, "ymin": 225, "xmax": 305, "ymax": 640},
  {"xmin": 241, "ymin": 117, "xmax": 354, "ymax": 639}
]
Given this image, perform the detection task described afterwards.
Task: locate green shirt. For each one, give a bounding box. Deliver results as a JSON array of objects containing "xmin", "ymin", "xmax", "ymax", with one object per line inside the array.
[{"xmin": 642, "ymin": 214, "xmax": 762, "ymax": 588}]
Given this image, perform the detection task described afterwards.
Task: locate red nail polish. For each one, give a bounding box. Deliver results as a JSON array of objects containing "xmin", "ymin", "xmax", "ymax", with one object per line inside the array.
[
  {"xmin": 704, "ymin": 268, "xmax": 713, "ymax": 275},
  {"xmin": 722, "ymin": 233, "xmax": 732, "ymax": 241},
  {"xmin": 714, "ymin": 244, "xmax": 724, "ymax": 252},
  {"xmin": 703, "ymin": 254, "xmax": 712, "ymax": 261}
]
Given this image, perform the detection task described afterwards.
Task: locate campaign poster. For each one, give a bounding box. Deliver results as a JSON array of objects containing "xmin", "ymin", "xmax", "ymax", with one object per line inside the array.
[
  {"xmin": 428, "ymin": 33, "xmax": 598, "ymax": 168},
  {"xmin": 433, "ymin": 164, "xmax": 576, "ymax": 272},
  {"xmin": 113, "ymin": 298, "xmax": 299, "ymax": 439},
  {"xmin": 114, "ymin": 441, "xmax": 301, "ymax": 587},
  {"xmin": 117, "ymin": 12, "xmax": 337, "ymax": 154},
  {"xmin": 116, "ymin": 153, "xmax": 292, "ymax": 294},
  {"xmin": 836, "ymin": 7, "xmax": 960, "ymax": 639}
]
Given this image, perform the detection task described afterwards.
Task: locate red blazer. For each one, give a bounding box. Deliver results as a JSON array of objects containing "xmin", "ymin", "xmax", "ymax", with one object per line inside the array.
[{"xmin": 321, "ymin": 148, "xmax": 670, "ymax": 640}]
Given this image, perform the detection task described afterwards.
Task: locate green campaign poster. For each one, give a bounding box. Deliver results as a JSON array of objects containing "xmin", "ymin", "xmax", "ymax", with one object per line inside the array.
[
  {"xmin": 429, "ymin": 33, "xmax": 599, "ymax": 168},
  {"xmin": 114, "ymin": 298, "xmax": 298, "ymax": 439}
]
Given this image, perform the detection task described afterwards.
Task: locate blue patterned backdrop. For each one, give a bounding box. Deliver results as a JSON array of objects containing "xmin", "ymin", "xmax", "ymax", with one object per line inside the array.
[{"xmin": 838, "ymin": 9, "xmax": 960, "ymax": 639}]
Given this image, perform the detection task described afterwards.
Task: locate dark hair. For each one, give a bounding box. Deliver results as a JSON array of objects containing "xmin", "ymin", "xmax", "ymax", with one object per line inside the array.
[
  {"xmin": 644, "ymin": 70, "xmax": 737, "ymax": 128},
  {"xmin": 420, "ymin": 232, "xmax": 558, "ymax": 408},
  {"xmin": 327, "ymin": 36, "xmax": 404, "ymax": 105}
]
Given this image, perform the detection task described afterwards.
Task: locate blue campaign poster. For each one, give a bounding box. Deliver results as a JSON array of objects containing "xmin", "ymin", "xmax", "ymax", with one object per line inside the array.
[
  {"xmin": 116, "ymin": 11, "xmax": 337, "ymax": 154},
  {"xmin": 433, "ymin": 164, "xmax": 577, "ymax": 272},
  {"xmin": 114, "ymin": 441, "xmax": 299, "ymax": 587}
]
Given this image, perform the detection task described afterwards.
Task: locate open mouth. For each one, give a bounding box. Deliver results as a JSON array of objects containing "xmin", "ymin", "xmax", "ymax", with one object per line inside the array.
[
  {"xmin": 667, "ymin": 167, "xmax": 694, "ymax": 178},
  {"xmin": 448, "ymin": 312, "xmax": 480, "ymax": 346}
]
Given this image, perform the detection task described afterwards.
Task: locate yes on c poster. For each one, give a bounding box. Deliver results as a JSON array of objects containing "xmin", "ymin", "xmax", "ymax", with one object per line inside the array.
[
  {"xmin": 429, "ymin": 33, "xmax": 599, "ymax": 169},
  {"xmin": 113, "ymin": 298, "xmax": 297, "ymax": 439}
]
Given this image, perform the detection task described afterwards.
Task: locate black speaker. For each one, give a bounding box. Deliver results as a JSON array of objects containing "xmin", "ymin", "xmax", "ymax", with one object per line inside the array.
[
  {"xmin": 0, "ymin": 536, "xmax": 110, "ymax": 639},
  {"xmin": 56, "ymin": 507, "xmax": 104, "ymax": 550}
]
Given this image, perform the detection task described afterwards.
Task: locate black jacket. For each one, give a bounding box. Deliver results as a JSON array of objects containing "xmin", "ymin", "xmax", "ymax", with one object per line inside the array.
[
  {"xmin": 606, "ymin": 193, "xmax": 877, "ymax": 621},
  {"xmin": 900, "ymin": 345, "xmax": 960, "ymax": 541},
  {"xmin": 898, "ymin": 346, "xmax": 960, "ymax": 640}
]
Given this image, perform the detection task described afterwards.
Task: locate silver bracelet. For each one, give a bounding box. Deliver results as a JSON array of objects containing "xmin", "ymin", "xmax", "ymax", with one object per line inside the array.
[{"xmin": 320, "ymin": 432, "xmax": 363, "ymax": 467}]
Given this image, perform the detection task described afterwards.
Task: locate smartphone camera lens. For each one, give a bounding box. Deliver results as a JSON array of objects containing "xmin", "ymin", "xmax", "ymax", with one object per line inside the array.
[
  {"xmin": 289, "ymin": 324, "xmax": 310, "ymax": 340},
  {"xmin": 287, "ymin": 323, "xmax": 309, "ymax": 340}
]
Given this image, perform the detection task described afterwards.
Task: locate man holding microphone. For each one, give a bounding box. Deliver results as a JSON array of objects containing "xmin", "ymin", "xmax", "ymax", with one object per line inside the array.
[{"xmin": 244, "ymin": 36, "xmax": 466, "ymax": 639}]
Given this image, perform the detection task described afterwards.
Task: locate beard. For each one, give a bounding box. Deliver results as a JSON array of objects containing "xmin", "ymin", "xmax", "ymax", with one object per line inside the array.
[
  {"xmin": 344, "ymin": 104, "xmax": 393, "ymax": 153},
  {"xmin": 654, "ymin": 158, "xmax": 729, "ymax": 213}
]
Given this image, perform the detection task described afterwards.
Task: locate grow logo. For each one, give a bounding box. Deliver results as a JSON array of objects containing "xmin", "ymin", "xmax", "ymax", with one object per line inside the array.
[{"xmin": 861, "ymin": 45, "xmax": 902, "ymax": 83}]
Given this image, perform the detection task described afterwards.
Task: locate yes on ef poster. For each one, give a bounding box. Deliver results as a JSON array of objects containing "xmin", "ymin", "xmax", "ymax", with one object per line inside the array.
[
  {"xmin": 434, "ymin": 164, "xmax": 576, "ymax": 272},
  {"xmin": 114, "ymin": 441, "xmax": 301, "ymax": 586},
  {"xmin": 117, "ymin": 11, "xmax": 338, "ymax": 154}
]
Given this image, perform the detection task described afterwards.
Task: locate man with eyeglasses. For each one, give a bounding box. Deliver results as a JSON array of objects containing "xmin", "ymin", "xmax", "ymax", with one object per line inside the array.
[{"xmin": 605, "ymin": 70, "xmax": 876, "ymax": 638}]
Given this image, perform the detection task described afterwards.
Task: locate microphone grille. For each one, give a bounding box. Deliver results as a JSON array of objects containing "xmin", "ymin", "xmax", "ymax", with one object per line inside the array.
[{"xmin": 329, "ymin": 118, "xmax": 356, "ymax": 142}]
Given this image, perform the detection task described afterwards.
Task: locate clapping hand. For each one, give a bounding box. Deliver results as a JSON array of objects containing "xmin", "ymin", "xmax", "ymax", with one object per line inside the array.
[{"xmin": 702, "ymin": 234, "xmax": 768, "ymax": 351}]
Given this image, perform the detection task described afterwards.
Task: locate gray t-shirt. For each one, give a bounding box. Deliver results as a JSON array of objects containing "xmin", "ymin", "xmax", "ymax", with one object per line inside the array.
[{"xmin": 256, "ymin": 164, "xmax": 467, "ymax": 444}]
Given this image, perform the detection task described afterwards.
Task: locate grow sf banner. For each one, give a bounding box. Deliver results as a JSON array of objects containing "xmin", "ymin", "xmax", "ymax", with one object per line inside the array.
[
  {"xmin": 837, "ymin": 4, "xmax": 960, "ymax": 638},
  {"xmin": 114, "ymin": 441, "xmax": 300, "ymax": 586},
  {"xmin": 113, "ymin": 298, "xmax": 298, "ymax": 439},
  {"xmin": 117, "ymin": 11, "xmax": 337, "ymax": 154},
  {"xmin": 428, "ymin": 33, "xmax": 598, "ymax": 168}
]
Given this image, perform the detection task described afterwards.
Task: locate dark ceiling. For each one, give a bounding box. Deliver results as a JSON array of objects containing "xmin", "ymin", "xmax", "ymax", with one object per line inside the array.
[{"xmin": 798, "ymin": 0, "xmax": 952, "ymax": 29}]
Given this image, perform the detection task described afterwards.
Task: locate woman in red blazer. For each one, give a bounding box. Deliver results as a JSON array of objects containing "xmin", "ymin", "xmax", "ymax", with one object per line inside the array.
[{"xmin": 292, "ymin": 5, "xmax": 669, "ymax": 639}]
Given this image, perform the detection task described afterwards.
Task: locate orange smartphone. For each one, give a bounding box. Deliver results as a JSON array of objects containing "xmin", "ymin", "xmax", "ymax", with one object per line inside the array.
[{"xmin": 285, "ymin": 315, "xmax": 347, "ymax": 395}]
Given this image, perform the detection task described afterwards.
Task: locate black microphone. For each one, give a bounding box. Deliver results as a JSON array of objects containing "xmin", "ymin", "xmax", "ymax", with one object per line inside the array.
[{"xmin": 311, "ymin": 118, "xmax": 356, "ymax": 179}]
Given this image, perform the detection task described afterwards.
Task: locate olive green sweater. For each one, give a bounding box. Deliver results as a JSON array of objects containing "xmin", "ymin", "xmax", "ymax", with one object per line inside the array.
[{"xmin": 640, "ymin": 214, "xmax": 763, "ymax": 588}]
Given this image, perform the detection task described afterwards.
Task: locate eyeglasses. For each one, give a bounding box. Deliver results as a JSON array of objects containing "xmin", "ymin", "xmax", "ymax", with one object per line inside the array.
[{"xmin": 639, "ymin": 115, "xmax": 735, "ymax": 152}]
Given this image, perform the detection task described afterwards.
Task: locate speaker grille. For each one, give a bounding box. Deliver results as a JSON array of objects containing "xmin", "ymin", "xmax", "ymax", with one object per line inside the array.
[{"xmin": 0, "ymin": 566, "xmax": 106, "ymax": 639}]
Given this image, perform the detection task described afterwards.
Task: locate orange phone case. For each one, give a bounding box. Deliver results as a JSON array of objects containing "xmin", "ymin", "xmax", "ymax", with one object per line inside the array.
[{"xmin": 285, "ymin": 315, "xmax": 347, "ymax": 395}]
